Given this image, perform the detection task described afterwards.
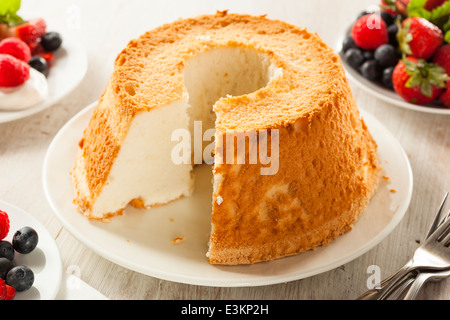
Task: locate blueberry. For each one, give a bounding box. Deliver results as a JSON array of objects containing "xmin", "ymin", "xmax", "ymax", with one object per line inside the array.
[
  {"xmin": 345, "ymin": 48, "xmax": 365, "ymax": 69},
  {"xmin": 6, "ymin": 266, "xmax": 34, "ymax": 292},
  {"xmin": 363, "ymin": 50, "xmax": 374, "ymax": 61},
  {"xmin": 360, "ymin": 60, "xmax": 382, "ymax": 81},
  {"xmin": 378, "ymin": 11, "xmax": 395, "ymax": 26},
  {"xmin": 382, "ymin": 66, "xmax": 395, "ymax": 89},
  {"xmin": 342, "ymin": 34, "xmax": 358, "ymax": 53},
  {"xmin": 0, "ymin": 241, "xmax": 14, "ymax": 261},
  {"xmin": 0, "ymin": 258, "xmax": 15, "ymax": 280},
  {"xmin": 374, "ymin": 44, "xmax": 399, "ymax": 68},
  {"xmin": 40, "ymin": 32, "xmax": 62, "ymax": 52},
  {"xmin": 388, "ymin": 24, "xmax": 399, "ymax": 47},
  {"xmin": 29, "ymin": 56, "xmax": 48, "ymax": 76},
  {"xmin": 12, "ymin": 227, "xmax": 38, "ymax": 254}
]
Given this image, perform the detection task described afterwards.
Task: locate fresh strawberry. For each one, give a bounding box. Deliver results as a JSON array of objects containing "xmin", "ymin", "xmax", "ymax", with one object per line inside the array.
[
  {"xmin": 381, "ymin": 0, "xmax": 399, "ymax": 15},
  {"xmin": 0, "ymin": 53, "xmax": 30, "ymax": 87},
  {"xmin": 4, "ymin": 285, "xmax": 15, "ymax": 300},
  {"xmin": 396, "ymin": 0, "xmax": 411, "ymax": 15},
  {"xmin": 0, "ymin": 210, "xmax": 10, "ymax": 240},
  {"xmin": 393, "ymin": 57, "xmax": 449, "ymax": 104},
  {"xmin": 424, "ymin": 0, "xmax": 447, "ymax": 10},
  {"xmin": 398, "ymin": 17, "xmax": 444, "ymax": 60},
  {"xmin": 439, "ymin": 81, "xmax": 450, "ymax": 108},
  {"xmin": 432, "ymin": 44, "xmax": 450, "ymax": 75},
  {"xmin": 0, "ymin": 279, "xmax": 6, "ymax": 300},
  {"xmin": 352, "ymin": 13, "xmax": 389, "ymax": 50},
  {"xmin": 0, "ymin": 37, "xmax": 31, "ymax": 62},
  {"xmin": 14, "ymin": 18, "xmax": 47, "ymax": 49}
]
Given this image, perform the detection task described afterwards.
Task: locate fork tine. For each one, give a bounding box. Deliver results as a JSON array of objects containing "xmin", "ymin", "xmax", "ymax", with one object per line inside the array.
[
  {"xmin": 434, "ymin": 211, "xmax": 450, "ymax": 243},
  {"xmin": 427, "ymin": 193, "xmax": 449, "ymax": 239}
]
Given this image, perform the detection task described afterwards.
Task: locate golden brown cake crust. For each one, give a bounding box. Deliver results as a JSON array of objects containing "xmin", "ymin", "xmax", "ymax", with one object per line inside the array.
[{"xmin": 72, "ymin": 11, "xmax": 381, "ymax": 264}]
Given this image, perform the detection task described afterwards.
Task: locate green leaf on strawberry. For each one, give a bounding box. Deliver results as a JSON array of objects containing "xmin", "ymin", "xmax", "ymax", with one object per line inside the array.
[
  {"xmin": 403, "ymin": 58, "xmax": 449, "ymax": 97},
  {"xmin": 407, "ymin": 0, "xmax": 450, "ymax": 42},
  {"xmin": 0, "ymin": 0, "xmax": 24, "ymax": 26},
  {"xmin": 407, "ymin": 0, "xmax": 432, "ymax": 19}
]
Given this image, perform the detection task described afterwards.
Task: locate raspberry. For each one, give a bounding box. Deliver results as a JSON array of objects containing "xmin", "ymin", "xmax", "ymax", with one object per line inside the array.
[
  {"xmin": 0, "ymin": 53, "xmax": 30, "ymax": 87},
  {"xmin": 0, "ymin": 210, "xmax": 10, "ymax": 241},
  {"xmin": 351, "ymin": 14, "xmax": 389, "ymax": 50},
  {"xmin": 0, "ymin": 38, "xmax": 31, "ymax": 62},
  {"xmin": 0, "ymin": 279, "xmax": 6, "ymax": 300},
  {"xmin": 5, "ymin": 285, "xmax": 15, "ymax": 300}
]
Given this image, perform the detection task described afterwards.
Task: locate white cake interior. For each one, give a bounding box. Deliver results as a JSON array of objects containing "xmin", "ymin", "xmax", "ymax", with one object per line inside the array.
[{"xmin": 87, "ymin": 47, "xmax": 281, "ymax": 218}]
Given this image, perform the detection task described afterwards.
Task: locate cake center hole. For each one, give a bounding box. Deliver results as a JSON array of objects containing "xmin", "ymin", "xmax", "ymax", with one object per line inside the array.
[{"xmin": 182, "ymin": 46, "xmax": 275, "ymax": 158}]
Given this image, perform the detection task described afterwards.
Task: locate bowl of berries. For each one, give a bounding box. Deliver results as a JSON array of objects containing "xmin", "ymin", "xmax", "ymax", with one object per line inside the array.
[
  {"xmin": 0, "ymin": 200, "xmax": 62, "ymax": 300},
  {"xmin": 338, "ymin": 0, "xmax": 450, "ymax": 114},
  {"xmin": 0, "ymin": 0, "xmax": 87, "ymax": 123}
]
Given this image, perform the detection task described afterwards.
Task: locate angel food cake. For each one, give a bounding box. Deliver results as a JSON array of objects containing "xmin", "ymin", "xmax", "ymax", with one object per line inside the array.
[{"xmin": 71, "ymin": 11, "xmax": 381, "ymax": 265}]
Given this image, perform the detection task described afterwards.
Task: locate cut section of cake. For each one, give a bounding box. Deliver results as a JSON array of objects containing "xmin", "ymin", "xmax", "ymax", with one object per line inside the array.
[{"xmin": 71, "ymin": 11, "xmax": 381, "ymax": 265}]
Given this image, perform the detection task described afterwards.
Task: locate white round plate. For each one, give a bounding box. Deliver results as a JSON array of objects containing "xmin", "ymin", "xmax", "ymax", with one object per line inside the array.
[
  {"xmin": 0, "ymin": 200, "xmax": 62, "ymax": 299},
  {"xmin": 0, "ymin": 32, "xmax": 88, "ymax": 123},
  {"xmin": 337, "ymin": 28, "xmax": 450, "ymax": 115},
  {"xmin": 43, "ymin": 102, "xmax": 413, "ymax": 287}
]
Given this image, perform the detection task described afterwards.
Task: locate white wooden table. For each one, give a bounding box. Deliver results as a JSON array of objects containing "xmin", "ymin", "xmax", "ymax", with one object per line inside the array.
[{"xmin": 1, "ymin": 0, "xmax": 449, "ymax": 300}]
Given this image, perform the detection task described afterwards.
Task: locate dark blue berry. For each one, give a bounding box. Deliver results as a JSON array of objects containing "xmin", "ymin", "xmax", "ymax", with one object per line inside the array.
[
  {"xmin": 40, "ymin": 32, "xmax": 63, "ymax": 52},
  {"xmin": 0, "ymin": 241, "xmax": 14, "ymax": 261},
  {"xmin": 382, "ymin": 66, "xmax": 395, "ymax": 89},
  {"xmin": 374, "ymin": 44, "xmax": 399, "ymax": 68},
  {"xmin": 29, "ymin": 56, "xmax": 48, "ymax": 76},
  {"xmin": 345, "ymin": 48, "xmax": 365, "ymax": 69},
  {"xmin": 0, "ymin": 258, "xmax": 15, "ymax": 280},
  {"xmin": 6, "ymin": 266, "xmax": 34, "ymax": 292},
  {"xmin": 360, "ymin": 60, "xmax": 382, "ymax": 81},
  {"xmin": 379, "ymin": 11, "xmax": 395, "ymax": 26},
  {"xmin": 342, "ymin": 34, "xmax": 358, "ymax": 53},
  {"xmin": 12, "ymin": 227, "xmax": 38, "ymax": 254},
  {"xmin": 388, "ymin": 24, "xmax": 399, "ymax": 47},
  {"xmin": 363, "ymin": 50, "xmax": 374, "ymax": 61}
]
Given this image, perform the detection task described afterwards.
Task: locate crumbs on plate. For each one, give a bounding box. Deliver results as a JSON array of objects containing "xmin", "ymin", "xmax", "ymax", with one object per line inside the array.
[{"xmin": 172, "ymin": 236, "xmax": 185, "ymax": 244}]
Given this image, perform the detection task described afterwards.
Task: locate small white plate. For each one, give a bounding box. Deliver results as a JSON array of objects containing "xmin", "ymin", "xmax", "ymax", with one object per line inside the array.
[
  {"xmin": 43, "ymin": 102, "xmax": 413, "ymax": 287},
  {"xmin": 336, "ymin": 28, "xmax": 450, "ymax": 115},
  {"xmin": 0, "ymin": 32, "xmax": 88, "ymax": 123},
  {"xmin": 0, "ymin": 200, "xmax": 62, "ymax": 299}
]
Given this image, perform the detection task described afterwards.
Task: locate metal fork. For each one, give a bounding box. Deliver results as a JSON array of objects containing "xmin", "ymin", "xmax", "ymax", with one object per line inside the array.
[
  {"xmin": 376, "ymin": 210, "xmax": 450, "ymax": 300},
  {"xmin": 400, "ymin": 208, "xmax": 450, "ymax": 300},
  {"xmin": 357, "ymin": 193, "xmax": 449, "ymax": 300}
]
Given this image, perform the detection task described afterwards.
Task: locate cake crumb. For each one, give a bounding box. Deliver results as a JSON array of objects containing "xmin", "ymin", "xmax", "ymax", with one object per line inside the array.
[
  {"xmin": 382, "ymin": 176, "xmax": 390, "ymax": 181},
  {"xmin": 170, "ymin": 218, "xmax": 174, "ymax": 222},
  {"xmin": 390, "ymin": 189, "xmax": 397, "ymax": 193},
  {"xmin": 172, "ymin": 236, "xmax": 185, "ymax": 244}
]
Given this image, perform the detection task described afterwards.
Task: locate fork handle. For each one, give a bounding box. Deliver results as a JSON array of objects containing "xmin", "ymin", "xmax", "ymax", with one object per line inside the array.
[
  {"xmin": 402, "ymin": 272, "xmax": 433, "ymax": 300},
  {"xmin": 377, "ymin": 262, "xmax": 415, "ymax": 300}
]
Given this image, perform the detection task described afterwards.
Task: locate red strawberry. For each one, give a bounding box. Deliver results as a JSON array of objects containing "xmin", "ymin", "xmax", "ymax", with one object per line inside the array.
[
  {"xmin": 393, "ymin": 57, "xmax": 449, "ymax": 105},
  {"xmin": 0, "ymin": 37, "xmax": 31, "ymax": 62},
  {"xmin": 398, "ymin": 17, "xmax": 444, "ymax": 60},
  {"xmin": 0, "ymin": 210, "xmax": 10, "ymax": 240},
  {"xmin": 396, "ymin": 0, "xmax": 411, "ymax": 15},
  {"xmin": 381, "ymin": 0, "xmax": 399, "ymax": 15},
  {"xmin": 14, "ymin": 18, "xmax": 47, "ymax": 50},
  {"xmin": 432, "ymin": 44, "xmax": 450, "ymax": 76},
  {"xmin": 439, "ymin": 81, "xmax": 450, "ymax": 108},
  {"xmin": 424, "ymin": 0, "xmax": 447, "ymax": 10},
  {"xmin": 352, "ymin": 14, "xmax": 389, "ymax": 50}
]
